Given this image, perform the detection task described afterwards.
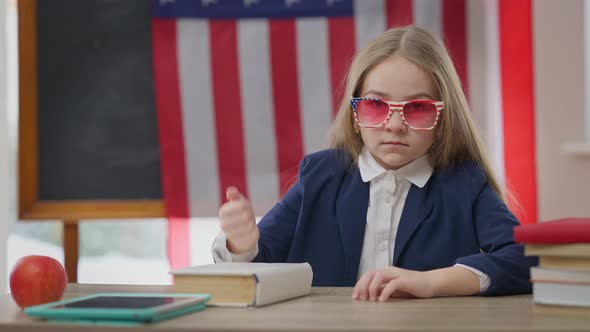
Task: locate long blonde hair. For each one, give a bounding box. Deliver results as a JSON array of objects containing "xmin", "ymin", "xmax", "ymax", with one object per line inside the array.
[{"xmin": 328, "ymin": 26, "xmax": 505, "ymax": 200}]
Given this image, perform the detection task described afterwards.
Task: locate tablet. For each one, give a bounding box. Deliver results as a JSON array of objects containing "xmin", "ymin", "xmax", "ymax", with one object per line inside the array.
[{"xmin": 24, "ymin": 293, "xmax": 211, "ymax": 323}]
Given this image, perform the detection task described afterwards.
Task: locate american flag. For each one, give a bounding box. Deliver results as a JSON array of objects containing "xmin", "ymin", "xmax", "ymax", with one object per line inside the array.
[{"xmin": 151, "ymin": 0, "xmax": 537, "ymax": 268}]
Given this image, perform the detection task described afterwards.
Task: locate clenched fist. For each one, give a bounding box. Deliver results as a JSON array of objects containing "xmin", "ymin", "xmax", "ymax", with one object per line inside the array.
[{"xmin": 218, "ymin": 186, "xmax": 259, "ymax": 254}]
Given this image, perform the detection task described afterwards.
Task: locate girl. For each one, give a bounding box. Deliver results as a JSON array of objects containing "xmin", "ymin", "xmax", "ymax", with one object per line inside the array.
[{"xmin": 212, "ymin": 26, "xmax": 537, "ymax": 301}]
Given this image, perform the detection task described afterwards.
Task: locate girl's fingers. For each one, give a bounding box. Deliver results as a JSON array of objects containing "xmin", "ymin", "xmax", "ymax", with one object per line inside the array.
[
  {"xmin": 368, "ymin": 272, "xmax": 385, "ymax": 301},
  {"xmin": 352, "ymin": 271, "xmax": 375, "ymax": 300},
  {"xmin": 218, "ymin": 202, "xmax": 234, "ymax": 218},
  {"xmin": 379, "ymin": 279, "xmax": 401, "ymax": 302},
  {"xmin": 219, "ymin": 200, "xmax": 250, "ymax": 221},
  {"xmin": 226, "ymin": 186, "xmax": 245, "ymax": 201},
  {"xmin": 379, "ymin": 277, "xmax": 414, "ymax": 301},
  {"xmin": 222, "ymin": 215, "xmax": 255, "ymax": 235}
]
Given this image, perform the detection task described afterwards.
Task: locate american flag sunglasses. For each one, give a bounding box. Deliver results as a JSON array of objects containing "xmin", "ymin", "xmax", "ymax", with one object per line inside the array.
[{"xmin": 350, "ymin": 98, "xmax": 444, "ymax": 131}]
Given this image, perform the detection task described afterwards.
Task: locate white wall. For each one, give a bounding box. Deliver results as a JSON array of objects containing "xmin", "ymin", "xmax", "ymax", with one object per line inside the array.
[
  {"xmin": 534, "ymin": 0, "xmax": 590, "ymax": 220},
  {"xmin": 0, "ymin": 0, "xmax": 10, "ymax": 294}
]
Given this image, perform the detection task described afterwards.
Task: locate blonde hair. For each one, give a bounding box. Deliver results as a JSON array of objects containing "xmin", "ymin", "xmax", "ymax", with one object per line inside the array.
[{"xmin": 328, "ymin": 26, "xmax": 505, "ymax": 201}]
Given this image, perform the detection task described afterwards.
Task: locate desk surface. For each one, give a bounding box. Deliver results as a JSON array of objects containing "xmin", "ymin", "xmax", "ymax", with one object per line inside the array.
[{"xmin": 0, "ymin": 284, "xmax": 588, "ymax": 332}]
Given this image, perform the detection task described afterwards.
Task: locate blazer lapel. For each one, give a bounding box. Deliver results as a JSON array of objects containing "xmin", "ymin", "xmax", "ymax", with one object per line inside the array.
[
  {"xmin": 392, "ymin": 182, "xmax": 435, "ymax": 266},
  {"xmin": 335, "ymin": 168, "xmax": 369, "ymax": 283}
]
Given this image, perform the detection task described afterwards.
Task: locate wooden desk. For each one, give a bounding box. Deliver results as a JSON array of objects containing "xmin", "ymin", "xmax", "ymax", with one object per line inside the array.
[{"xmin": 0, "ymin": 284, "xmax": 588, "ymax": 332}]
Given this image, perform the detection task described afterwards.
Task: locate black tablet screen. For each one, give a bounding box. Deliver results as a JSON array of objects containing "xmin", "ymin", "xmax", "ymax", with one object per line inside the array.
[{"xmin": 55, "ymin": 296, "xmax": 175, "ymax": 309}]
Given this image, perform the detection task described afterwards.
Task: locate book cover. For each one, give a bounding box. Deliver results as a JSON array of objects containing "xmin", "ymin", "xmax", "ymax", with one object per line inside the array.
[
  {"xmin": 513, "ymin": 217, "xmax": 590, "ymax": 244},
  {"xmin": 170, "ymin": 263, "xmax": 313, "ymax": 307}
]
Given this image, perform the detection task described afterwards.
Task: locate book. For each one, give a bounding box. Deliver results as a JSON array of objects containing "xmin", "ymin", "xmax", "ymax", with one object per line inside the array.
[
  {"xmin": 513, "ymin": 217, "xmax": 590, "ymax": 244},
  {"xmin": 539, "ymin": 256, "xmax": 590, "ymax": 271},
  {"xmin": 525, "ymin": 244, "xmax": 590, "ymax": 258},
  {"xmin": 533, "ymin": 282, "xmax": 590, "ymax": 307},
  {"xmin": 531, "ymin": 267, "xmax": 590, "ymax": 283},
  {"xmin": 170, "ymin": 262, "xmax": 313, "ymax": 307}
]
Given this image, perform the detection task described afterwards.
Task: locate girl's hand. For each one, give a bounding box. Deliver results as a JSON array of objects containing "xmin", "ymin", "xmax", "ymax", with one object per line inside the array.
[
  {"xmin": 218, "ymin": 186, "xmax": 259, "ymax": 254},
  {"xmin": 352, "ymin": 267, "xmax": 435, "ymax": 302}
]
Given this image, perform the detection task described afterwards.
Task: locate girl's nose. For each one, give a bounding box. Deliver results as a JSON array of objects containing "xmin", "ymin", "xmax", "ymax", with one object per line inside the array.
[{"xmin": 384, "ymin": 110, "xmax": 407, "ymax": 132}]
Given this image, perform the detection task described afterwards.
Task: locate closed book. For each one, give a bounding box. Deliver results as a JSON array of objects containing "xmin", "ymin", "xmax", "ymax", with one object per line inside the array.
[
  {"xmin": 531, "ymin": 267, "xmax": 590, "ymax": 283},
  {"xmin": 539, "ymin": 256, "xmax": 590, "ymax": 271},
  {"xmin": 525, "ymin": 244, "xmax": 590, "ymax": 258},
  {"xmin": 514, "ymin": 217, "xmax": 590, "ymax": 244},
  {"xmin": 533, "ymin": 282, "xmax": 590, "ymax": 307},
  {"xmin": 170, "ymin": 263, "xmax": 313, "ymax": 307}
]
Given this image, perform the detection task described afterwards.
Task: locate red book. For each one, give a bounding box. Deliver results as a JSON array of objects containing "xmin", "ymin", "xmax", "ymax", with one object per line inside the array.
[{"xmin": 513, "ymin": 217, "xmax": 590, "ymax": 244}]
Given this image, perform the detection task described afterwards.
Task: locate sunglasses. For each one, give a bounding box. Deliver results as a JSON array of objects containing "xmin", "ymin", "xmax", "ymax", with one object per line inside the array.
[{"xmin": 350, "ymin": 97, "xmax": 444, "ymax": 131}]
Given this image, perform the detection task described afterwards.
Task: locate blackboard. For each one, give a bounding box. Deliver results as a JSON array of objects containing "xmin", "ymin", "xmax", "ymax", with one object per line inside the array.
[{"xmin": 19, "ymin": 0, "xmax": 165, "ymax": 219}]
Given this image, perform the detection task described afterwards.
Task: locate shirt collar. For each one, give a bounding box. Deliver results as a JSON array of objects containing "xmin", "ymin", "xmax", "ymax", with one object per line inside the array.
[{"xmin": 358, "ymin": 146, "xmax": 433, "ymax": 188}]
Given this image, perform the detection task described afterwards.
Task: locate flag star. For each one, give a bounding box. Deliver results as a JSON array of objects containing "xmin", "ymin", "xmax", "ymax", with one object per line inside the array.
[
  {"xmin": 159, "ymin": 0, "xmax": 176, "ymax": 5},
  {"xmin": 285, "ymin": 0, "xmax": 300, "ymax": 7},
  {"xmin": 244, "ymin": 0, "xmax": 260, "ymax": 7},
  {"xmin": 326, "ymin": 0, "xmax": 341, "ymax": 5},
  {"xmin": 201, "ymin": 0, "xmax": 218, "ymax": 7}
]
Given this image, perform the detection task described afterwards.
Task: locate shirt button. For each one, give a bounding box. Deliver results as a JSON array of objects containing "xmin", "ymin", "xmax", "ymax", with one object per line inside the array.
[{"xmin": 384, "ymin": 195, "xmax": 392, "ymax": 203}]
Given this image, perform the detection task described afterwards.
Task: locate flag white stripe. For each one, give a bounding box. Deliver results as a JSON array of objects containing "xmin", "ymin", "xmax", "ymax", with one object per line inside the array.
[
  {"xmin": 468, "ymin": 0, "xmax": 505, "ymax": 187},
  {"xmin": 467, "ymin": 0, "xmax": 488, "ymax": 137},
  {"xmin": 484, "ymin": 0, "xmax": 505, "ymax": 187},
  {"xmin": 237, "ymin": 20, "xmax": 279, "ymax": 215},
  {"xmin": 354, "ymin": 0, "xmax": 386, "ymax": 49},
  {"xmin": 413, "ymin": 0, "xmax": 442, "ymax": 38},
  {"xmin": 296, "ymin": 18, "xmax": 333, "ymax": 155},
  {"xmin": 177, "ymin": 20, "xmax": 221, "ymax": 216}
]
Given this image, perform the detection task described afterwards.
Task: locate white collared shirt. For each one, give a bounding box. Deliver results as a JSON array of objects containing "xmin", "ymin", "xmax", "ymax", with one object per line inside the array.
[
  {"xmin": 357, "ymin": 146, "xmax": 430, "ymax": 278},
  {"xmin": 212, "ymin": 148, "xmax": 490, "ymax": 292}
]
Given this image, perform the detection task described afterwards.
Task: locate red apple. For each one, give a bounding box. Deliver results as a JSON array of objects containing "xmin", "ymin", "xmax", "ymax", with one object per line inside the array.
[{"xmin": 9, "ymin": 255, "xmax": 67, "ymax": 309}]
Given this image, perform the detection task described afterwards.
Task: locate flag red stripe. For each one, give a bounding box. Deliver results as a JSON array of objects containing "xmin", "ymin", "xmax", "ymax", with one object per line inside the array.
[
  {"xmin": 328, "ymin": 17, "xmax": 356, "ymax": 117},
  {"xmin": 269, "ymin": 20, "xmax": 304, "ymax": 194},
  {"xmin": 151, "ymin": 19, "xmax": 190, "ymax": 269},
  {"xmin": 498, "ymin": 0, "xmax": 538, "ymax": 224},
  {"xmin": 443, "ymin": 0, "xmax": 468, "ymax": 99},
  {"xmin": 209, "ymin": 21, "xmax": 249, "ymax": 200},
  {"xmin": 385, "ymin": 0, "xmax": 413, "ymax": 28}
]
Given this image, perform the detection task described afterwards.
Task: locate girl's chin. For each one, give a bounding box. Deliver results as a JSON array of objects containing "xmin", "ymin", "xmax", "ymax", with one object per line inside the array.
[{"xmin": 375, "ymin": 154, "xmax": 411, "ymax": 170}]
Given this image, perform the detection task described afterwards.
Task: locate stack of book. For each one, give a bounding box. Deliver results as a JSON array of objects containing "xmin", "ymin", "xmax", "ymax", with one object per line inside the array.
[{"xmin": 514, "ymin": 217, "xmax": 590, "ymax": 317}]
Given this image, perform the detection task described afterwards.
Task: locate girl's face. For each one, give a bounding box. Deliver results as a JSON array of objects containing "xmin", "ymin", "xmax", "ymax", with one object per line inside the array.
[{"xmin": 357, "ymin": 55, "xmax": 437, "ymax": 170}]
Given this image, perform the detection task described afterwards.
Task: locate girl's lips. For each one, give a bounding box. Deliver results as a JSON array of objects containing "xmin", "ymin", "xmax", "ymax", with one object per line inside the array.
[{"xmin": 383, "ymin": 141, "xmax": 409, "ymax": 146}]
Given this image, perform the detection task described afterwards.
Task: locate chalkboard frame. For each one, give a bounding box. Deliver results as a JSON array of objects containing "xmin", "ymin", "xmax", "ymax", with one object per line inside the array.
[{"xmin": 17, "ymin": 0, "xmax": 165, "ymax": 221}]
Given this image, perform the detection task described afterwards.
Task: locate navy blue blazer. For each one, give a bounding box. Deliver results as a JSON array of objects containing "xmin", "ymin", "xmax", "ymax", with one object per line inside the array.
[{"xmin": 253, "ymin": 149, "xmax": 537, "ymax": 295}]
